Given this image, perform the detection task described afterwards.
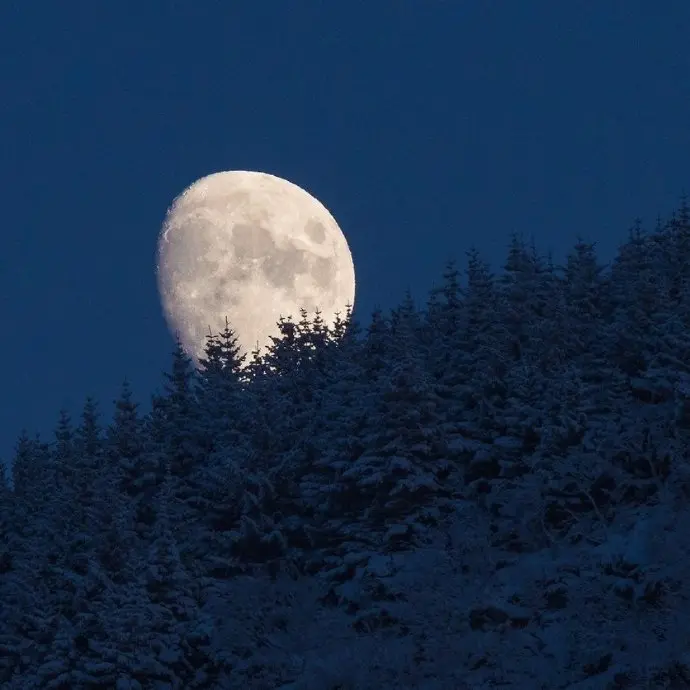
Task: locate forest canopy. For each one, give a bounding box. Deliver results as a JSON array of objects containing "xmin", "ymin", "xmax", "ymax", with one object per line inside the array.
[{"xmin": 2, "ymin": 199, "xmax": 690, "ymax": 687}]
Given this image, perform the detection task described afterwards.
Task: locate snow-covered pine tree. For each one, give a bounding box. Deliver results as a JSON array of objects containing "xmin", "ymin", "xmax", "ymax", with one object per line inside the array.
[
  {"xmin": 329, "ymin": 293, "xmax": 452, "ymax": 553},
  {"xmin": 247, "ymin": 316, "xmax": 302, "ymax": 467},
  {"xmin": 8, "ymin": 431, "xmax": 56, "ymax": 567},
  {"xmin": 295, "ymin": 306, "xmax": 333, "ymax": 385},
  {"xmin": 528, "ymin": 245, "xmax": 568, "ymax": 375},
  {"xmin": 89, "ymin": 379, "xmax": 145, "ymax": 585},
  {"xmin": 653, "ymin": 195, "xmax": 690, "ymax": 309},
  {"xmin": 424, "ymin": 259, "xmax": 463, "ymax": 380},
  {"xmin": 0, "ymin": 462, "xmax": 11, "ymax": 575},
  {"xmin": 607, "ymin": 219, "xmax": 661, "ymax": 378},
  {"xmin": 30, "ymin": 406, "xmax": 110, "ymax": 651},
  {"xmin": 262, "ymin": 315, "xmax": 301, "ymax": 378},
  {"xmin": 500, "ymin": 244, "xmax": 565, "ymax": 451},
  {"xmin": 0, "ymin": 461, "xmax": 20, "ymax": 683},
  {"xmin": 361, "ymin": 307, "xmax": 393, "ymax": 381},
  {"xmin": 448, "ymin": 247, "xmax": 506, "ymax": 438},
  {"xmin": 196, "ymin": 317, "xmax": 251, "ymax": 451},
  {"xmin": 38, "ymin": 410, "xmax": 80, "ymax": 599},
  {"xmin": 1, "ymin": 429, "xmax": 73, "ymax": 684},
  {"xmin": 140, "ymin": 470, "xmax": 220, "ymax": 687},
  {"xmin": 62, "ymin": 397, "xmax": 105, "ymax": 572},
  {"xmin": 108, "ymin": 379, "xmax": 145, "ymax": 500},
  {"xmin": 561, "ymin": 237, "xmax": 611, "ymax": 359},
  {"xmin": 297, "ymin": 304, "xmax": 371, "ymax": 557},
  {"xmin": 144, "ymin": 337, "xmax": 212, "ymax": 573},
  {"xmin": 191, "ymin": 320, "xmax": 258, "ymax": 577},
  {"xmin": 254, "ymin": 310, "xmax": 332, "ymax": 482},
  {"xmin": 561, "ymin": 237, "xmax": 627, "ymax": 418},
  {"xmin": 497, "ymin": 232, "xmax": 548, "ymax": 364},
  {"xmin": 389, "ymin": 289, "xmax": 426, "ymax": 363},
  {"xmin": 639, "ymin": 201, "xmax": 690, "ymax": 397},
  {"xmin": 158, "ymin": 335, "xmax": 207, "ymax": 479},
  {"xmin": 52, "ymin": 409, "xmax": 75, "ymax": 515}
]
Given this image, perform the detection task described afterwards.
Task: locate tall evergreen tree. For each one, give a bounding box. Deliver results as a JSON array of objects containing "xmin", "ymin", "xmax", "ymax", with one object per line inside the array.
[
  {"xmin": 0, "ymin": 462, "xmax": 19, "ymax": 684},
  {"xmin": 196, "ymin": 317, "xmax": 250, "ymax": 451},
  {"xmin": 361, "ymin": 307, "xmax": 392, "ymax": 379},
  {"xmin": 92, "ymin": 379, "xmax": 145, "ymax": 583},
  {"xmin": 561, "ymin": 237, "xmax": 610, "ymax": 358},
  {"xmin": 498, "ymin": 232, "xmax": 548, "ymax": 363},
  {"xmin": 607, "ymin": 219, "xmax": 661, "ymax": 377},
  {"xmin": 330, "ymin": 310, "xmax": 451, "ymax": 552},
  {"xmin": 425, "ymin": 259, "xmax": 462, "ymax": 341},
  {"xmin": 389, "ymin": 289, "xmax": 425, "ymax": 363},
  {"xmin": 300, "ymin": 306, "xmax": 369, "ymax": 514},
  {"xmin": 439, "ymin": 247, "xmax": 505, "ymax": 436},
  {"xmin": 143, "ymin": 337, "xmax": 211, "ymax": 573},
  {"xmin": 0, "ymin": 463, "xmax": 11, "ymax": 575},
  {"xmin": 71, "ymin": 397, "xmax": 104, "ymax": 527},
  {"xmin": 11, "ymin": 430, "xmax": 49, "ymax": 506},
  {"xmin": 424, "ymin": 258, "xmax": 465, "ymax": 379},
  {"xmin": 108, "ymin": 378, "xmax": 144, "ymax": 498},
  {"xmin": 53, "ymin": 408, "xmax": 75, "ymax": 491}
]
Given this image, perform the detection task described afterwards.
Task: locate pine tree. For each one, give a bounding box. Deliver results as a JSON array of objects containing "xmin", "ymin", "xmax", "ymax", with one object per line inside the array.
[
  {"xmin": 607, "ymin": 219, "xmax": 660, "ymax": 377},
  {"xmin": 424, "ymin": 259, "xmax": 464, "ymax": 380},
  {"xmin": 140, "ymin": 471, "xmax": 218, "ymax": 686},
  {"xmin": 92, "ymin": 379, "xmax": 144, "ymax": 584},
  {"xmin": 70, "ymin": 397, "xmax": 104, "ymax": 536},
  {"xmin": 191, "ymin": 320, "xmax": 261, "ymax": 577},
  {"xmin": 53, "ymin": 409, "xmax": 75, "ymax": 491},
  {"xmin": 389, "ymin": 289, "xmax": 425, "ymax": 363},
  {"xmin": 499, "ymin": 244, "xmax": 567, "ymax": 449},
  {"xmin": 0, "ymin": 461, "xmax": 18, "ymax": 683},
  {"xmin": 41, "ymin": 411, "xmax": 78, "ymax": 565},
  {"xmin": 559, "ymin": 237, "xmax": 628, "ymax": 416},
  {"xmin": 263, "ymin": 315, "xmax": 301, "ymax": 377},
  {"xmin": 160, "ymin": 336, "xmax": 205, "ymax": 477},
  {"xmin": 437, "ymin": 247, "xmax": 505, "ymax": 437},
  {"xmin": 45, "ymin": 398, "xmax": 109, "ymax": 632},
  {"xmin": 497, "ymin": 232, "xmax": 548, "ymax": 363},
  {"xmin": 530, "ymin": 247, "xmax": 568, "ymax": 374},
  {"xmin": 2, "ymin": 431, "xmax": 66, "ymax": 683},
  {"xmin": 328, "ymin": 298, "xmax": 451, "ymax": 551},
  {"xmin": 425, "ymin": 259, "xmax": 462, "ymax": 342},
  {"xmin": 643, "ymin": 200, "xmax": 690, "ymax": 391},
  {"xmin": 295, "ymin": 307, "xmax": 332, "ymax": 382},
  {"xmin": 145, "ymin": 472, "xmax": 197, "ymax": 618},
  {"xmin": 321, "ymin": 303, "xmax": 362, "ymax": 379},
  {"xmin": 0, "ymin": 463, "xmax": 11, "ymax": 575},
  {"xmin": 298, "ymin": 304, "xmax": 368, "ymax": 526},
  {"xmin": 144, "ymin": 338, "xmax": 210, "ymax": 573},
  {"xmin": 25, "ymin": 407, "xmax": 110, "ymax": 651},
  {"xmin": 561, "ymin": 237, "xmax": 610, "ymax": 358},
  {"xmin": 196, "ymin": 317, "xmax": 250, "ymax": 451},
  {"xmin": 11, "ymin": 430, "xmax": 49, "ymax": 506},
  {"xmin": 655, "ymin": 195, "xmax": 690, "ymax": 307},
  {"xmin": 361, "ymin": 307, "xmax": 392, "ymax": 379},
  {"xmin": 108, "ymin": 379, "xmax": 145, "ymax": 499}
]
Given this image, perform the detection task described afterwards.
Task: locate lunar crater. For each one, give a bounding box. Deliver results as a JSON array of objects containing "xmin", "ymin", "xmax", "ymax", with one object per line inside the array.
[
  {"xmin": 305, "ymin": 219, "xmax": 326, "ymax": 243},
  {"xmin": 232, "ymin": 223, "xmax": 275, "ymax": 260}
]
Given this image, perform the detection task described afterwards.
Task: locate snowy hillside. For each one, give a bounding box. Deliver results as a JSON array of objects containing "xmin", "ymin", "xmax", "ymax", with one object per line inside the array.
[{"xmin": 2, "ymin": 201, "xmax": 690, "ymax": 688}]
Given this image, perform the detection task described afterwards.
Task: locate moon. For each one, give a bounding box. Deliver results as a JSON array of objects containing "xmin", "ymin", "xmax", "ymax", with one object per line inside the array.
[{"xmin": 156, "ymin": 170, "xmax": 356, "ymax": 366}]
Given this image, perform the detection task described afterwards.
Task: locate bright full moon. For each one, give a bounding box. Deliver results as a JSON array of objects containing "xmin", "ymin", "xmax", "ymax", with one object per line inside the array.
[{"xmin": 156, "ymin": 170, "xmax": 356, "ymax": 365}]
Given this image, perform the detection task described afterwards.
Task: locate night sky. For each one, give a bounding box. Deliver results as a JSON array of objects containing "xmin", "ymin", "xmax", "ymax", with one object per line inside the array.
[{"xmin": 1, "ymin": 2, "xmax": 689, "ymax": 468}]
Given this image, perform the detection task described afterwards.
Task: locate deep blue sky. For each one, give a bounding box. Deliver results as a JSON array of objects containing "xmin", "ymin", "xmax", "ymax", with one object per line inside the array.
[{"xmin": 1, "ymin": 2, "xmax": 689, "ymax": 467}]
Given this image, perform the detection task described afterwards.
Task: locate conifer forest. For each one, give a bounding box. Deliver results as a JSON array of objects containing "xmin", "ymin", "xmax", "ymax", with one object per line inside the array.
[{"xmin": 4, "ymin": 201, "xmax": 690, "ymax": 688}]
